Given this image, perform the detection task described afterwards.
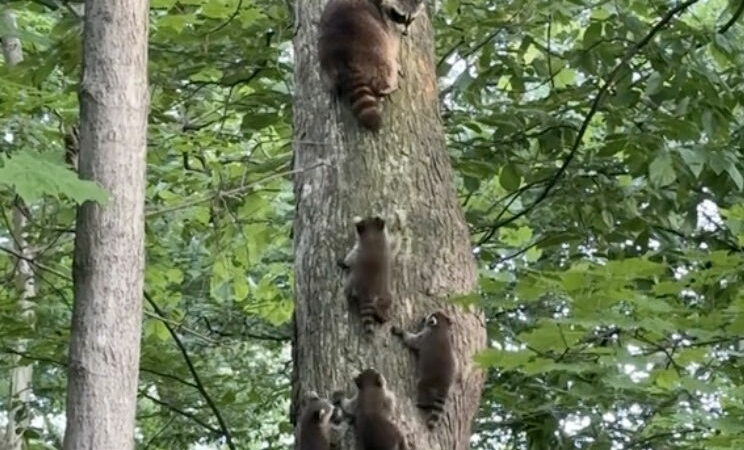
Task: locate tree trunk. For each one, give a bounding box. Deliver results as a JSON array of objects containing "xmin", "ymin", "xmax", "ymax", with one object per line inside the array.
[
  {"xmin": 2, "ymin": 9, "xmax": 35, "ymax": 450},
  {"xmin": 1, "ymin": 8, "xmax": 23, "ymax": 65},
  {"xmin": 291, "ymin": 3, "xmax": 486, "ymax": 450},
  {"xmin": 62, "ymin": 1, "xmax": 148, "ymax": 449}
]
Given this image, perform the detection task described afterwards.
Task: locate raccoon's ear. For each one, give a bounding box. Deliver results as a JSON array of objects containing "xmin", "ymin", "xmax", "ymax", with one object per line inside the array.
[
  {"xmin": 371, "ymin": 216, "xmax": 385, "ymax": 230},
  {"xmin": 355, "ymin": 220, "xmax": 367, "ymax": 234},
  {"xmin": 437, "ymin": 311, "xmax": 453, "ymax": 325},
  {"xmin": 375, "ymin": 372, "xmax": 383, "ymax": 387}
]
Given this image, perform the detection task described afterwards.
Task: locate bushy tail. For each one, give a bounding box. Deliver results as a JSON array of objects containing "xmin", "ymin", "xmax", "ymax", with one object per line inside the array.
[
  {"xmin": 359, "ymin": 302, "xmax": 378, "ymax": 334},
  {"xmin": 344, "ymin": 72, "xmax": 382, "ymax": 131},
  {"xmin": 419, "ymin": 396, "xmax": 447, "ymax": 429}
]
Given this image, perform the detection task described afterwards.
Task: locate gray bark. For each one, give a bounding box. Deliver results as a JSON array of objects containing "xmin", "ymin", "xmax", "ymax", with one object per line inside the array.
[
  {"xmin": 291, "ymin": 3, "xmax": 486, "ymax": 450},
  {"xmin": 2, "ymin": 9, "xmax": 35, "ymax": 450},
  {"xmin": 62, "ymin": 1, "xmax": 149, "ymax": 449},
  {"xmin": 1, "ymin": 8, "xmax": 23, "ymax": 65}
]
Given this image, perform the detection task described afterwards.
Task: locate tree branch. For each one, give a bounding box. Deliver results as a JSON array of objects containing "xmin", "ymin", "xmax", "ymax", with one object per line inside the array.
[
  {"xmin": 482, "ymin": 0, "xmax": 703, "ymax": 241},
  {"xmin": 139, "ymin": 391, "xmax": 220, "ymax": 435},
  {"xmin": 143, "ymin": 291, "xmax": 236, "ymax": 450},
  {"xmin": 146, "ymin": 159, "xmax": 329, "ymax": 217},
  {"xmin": 719, "ymin": 0, "xmax": 744, "ymax": 34}
]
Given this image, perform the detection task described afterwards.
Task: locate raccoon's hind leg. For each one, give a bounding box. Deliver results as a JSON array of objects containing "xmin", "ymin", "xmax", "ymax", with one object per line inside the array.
[{"xmin": 377, "ymin": 60, "xmax": 400, "ymax": 96}]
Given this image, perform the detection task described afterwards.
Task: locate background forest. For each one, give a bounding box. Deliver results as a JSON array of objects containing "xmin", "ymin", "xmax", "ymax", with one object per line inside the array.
[{"xmin": 1, "ymin": 0, "xmax": 744, "ymax": 449}]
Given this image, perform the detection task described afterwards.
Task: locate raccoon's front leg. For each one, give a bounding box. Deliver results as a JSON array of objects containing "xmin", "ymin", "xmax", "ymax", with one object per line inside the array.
[
  {"xmin": 391, "ymin": 325, "xmax": 425, "ymax": 350},
  {"xmin": 338, "ymin": 241, "xmax": 358, "ymax": 270},
  {"xmin": 332, "ymin": 390, "xmax": 356, "ymax": 420}
]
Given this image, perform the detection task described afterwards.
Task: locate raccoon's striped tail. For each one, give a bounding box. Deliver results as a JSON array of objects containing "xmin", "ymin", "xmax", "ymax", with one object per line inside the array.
[
  {"xmin": 359, "ymin": 302, "xmax": 378, "ymax": 334},
  {"xmin": 343, "ymin": 72, "xmax": 382, "ymax": 131},
  {"xmin": 418, "ymin": 397, "xmax": 447, "ymax": 429}
]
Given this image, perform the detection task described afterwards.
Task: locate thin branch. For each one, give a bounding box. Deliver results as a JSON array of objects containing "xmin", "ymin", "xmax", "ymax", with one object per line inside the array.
[
  {"xmin": 0, "ymin": 245, "xmax": 70, "ymax": 280},
  {"xmin": 201, "ymin": 317, "xmax": 290, "ymax": 342},
  {"xmin": 483, "ymin": 0, "xmax": 703, "ymax": 240},
  {"xmin": 139, "ymin": 391, "xmax": 220, "ymax": 435},
  {"xmin": 494, "ymin": 237, "xmax": 550, "ymax": 265},
  {"xmin": 142, "ymin": 417, "xmax": 175, "ymax": 450},
  {"xmin": 140, "ymin": 367, "xmax": 199, "ymax": 389},
  {"xmin": 144, "ymin": 291, "xmax": 236, "ymax": 450},
  {"xmin": 1, "ymin": 347, "xmax": 200, "ymax": 391},
  {"xmin": 143, "ymin": 310, "xmax": 216, "ymax": 344},
  {"xmin": 718, "ymin": 0, "xmax": 744, "ymax": 33},
  {"xmin": 0, "ymin": 244, "xmax": 217, "ymax": 342},
  {"xmin": 206, "ymin": 0, "xmax": 243, "ymax": 35},
  {"xmin": 146, "ymin": 160, "xmax": 329, "ymax": 217}
]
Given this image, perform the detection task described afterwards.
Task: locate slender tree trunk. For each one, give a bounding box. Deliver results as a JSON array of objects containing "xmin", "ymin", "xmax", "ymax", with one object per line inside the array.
[
  {"xmin": 62, "ymin": 1, "xmax": 149, "ymax": 449},
  {"xmin": 2, "ymin": 9, "xmax": 35, "ymax": 450},
  {"xmin": 291, "ymin": 3, "xmax": 486, "ymax": 450},
  {"xmin": 1, "ymin": 8, "xmax": 22, "ymax": 65}
]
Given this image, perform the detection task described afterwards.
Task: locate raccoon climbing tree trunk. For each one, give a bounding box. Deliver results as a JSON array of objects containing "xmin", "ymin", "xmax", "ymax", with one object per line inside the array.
[
  {"xmin": 291, "ymin": 2, "xmax": 486, "ymax": 450},
  {"xmin": 62, "ymin": 1, "xmax": 148, "ymax": 449}
]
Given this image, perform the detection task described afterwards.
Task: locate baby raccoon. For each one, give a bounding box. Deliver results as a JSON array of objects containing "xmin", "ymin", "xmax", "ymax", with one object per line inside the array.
[
  {"xmin": 297, "ymin": 391, "xmax": 335, "ymax": 450},
  {"xmin": 334, "ymin": 369, "xmax": 408, "ymax": 450},
  {"xmin": 392, "ymin": 311, "xmax": 455, "ymax": 429},
  {"xmin": 339, "ymin": 216, "xmax": 393, "ymax": 334}
]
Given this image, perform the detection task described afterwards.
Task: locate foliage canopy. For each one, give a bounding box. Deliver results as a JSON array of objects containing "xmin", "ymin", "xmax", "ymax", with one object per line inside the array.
[{"xmin": 1, "ymin": 0, "xmax": 743, "ymax": 448}]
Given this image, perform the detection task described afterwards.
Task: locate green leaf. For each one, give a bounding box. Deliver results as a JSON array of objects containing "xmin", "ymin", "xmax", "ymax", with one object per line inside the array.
[
  {"xmin": 500, "ymin": 226, "xmax": 532, "ymax": 247},
  {"xmin": 645, "ymin": 72, "xmax": 663, "ymax": 96},
  {"xmin": 151, "ymin": 0, "xmax": 177, "ymax": 8},
  {"xmin": 653, "ymin": 369, "xmax": 680, "ymax": 390},
  {"xmin": 678, "ymin": 148, "xmax": 706, "ymax": 178},
  {"xmin": 499, "ymin": 163, "xmax": 521, "ymax": 191},
  {"xmin": 553, "ymin": 68, "xmax": 576, "ymax": 88},
  {"xmin": 202, "ymin": 0, "xmax": 235, "ymax": 19},
  {"xmin": 0, "ymin": 152, "xmax": 108, "ymax": 204},
  {"xmin": 649, "ymin": 153, "xmax": 676, "ymax": 187},
  {"xmin": 474, "ymin": 348, "xmax": 532, "ymax": 370}
]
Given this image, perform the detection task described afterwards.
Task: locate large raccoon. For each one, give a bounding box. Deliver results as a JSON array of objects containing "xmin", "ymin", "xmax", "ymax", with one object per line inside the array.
[{"xmin": 318, "ymin": 0, "xmax": 425, "ymax": 131}]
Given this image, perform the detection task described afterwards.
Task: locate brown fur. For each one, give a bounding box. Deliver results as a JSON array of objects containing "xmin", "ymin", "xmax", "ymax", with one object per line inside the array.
[
  {"xmin": 339, "ymin": 369, "xmax": 407, "ymax": 450},
  {"xmin": 392, "ymin": 311, "xmax": 455, "ymax": 429},
  {"xmin": 318, "ymin": 0, "xmax": 422, "ymax": 131},
  {"xmin": 298, "ymin": 392, "xmax": 335, "ymax": 450},
  {"xmin": 342, "ymin": 217, "xmax": 393, "ymax": 334}
]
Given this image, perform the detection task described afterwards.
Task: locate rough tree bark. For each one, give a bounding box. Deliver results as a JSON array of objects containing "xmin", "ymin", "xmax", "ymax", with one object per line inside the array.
[
  {"xmin": 291, "ymin": 2, "xmax": 486, "ymax": 450},
  {"xmin": 1, "ymin": 9, "xmax": 36, "ymax": 450},
  {"xmin": 62, "ymin": 1, "xmax": 148, "ymax": 449}
]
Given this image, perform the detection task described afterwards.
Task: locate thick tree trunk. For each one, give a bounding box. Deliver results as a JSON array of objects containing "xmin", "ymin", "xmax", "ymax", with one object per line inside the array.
[
  {"xmin": 2, "ymin": 9, "xmax": 35, "ymax": 450},
  {"xmin": 291, "ymin": 3, "xmax": 486, "ymax": 450},
  {"xmin": 62, "ymin": 1, "xmax": 148, "ymax": 449}
]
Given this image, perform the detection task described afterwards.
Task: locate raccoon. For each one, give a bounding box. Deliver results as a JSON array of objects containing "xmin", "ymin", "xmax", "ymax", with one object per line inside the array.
[
  {"xmin": 334, "ymin": 369, "xmax": 407, "ymax": 450},
  {"xmin": 297, "ymin": 391, "xmax": 335, "ymax": 450},
  {"xmin": 392, "ymin": 311, "xmax": 455, "ymax": 429},
  {"xmin": 318, "ymin": 0, "xmax": 425, "ymax": 131},
  {"xmin": 340, "ymin": 216, "xmax": 393, "ymax": 334}
]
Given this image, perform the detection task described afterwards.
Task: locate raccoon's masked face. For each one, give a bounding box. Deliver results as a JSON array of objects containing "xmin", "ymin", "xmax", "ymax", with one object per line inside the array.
[{"xmin": 380, "ymin": 0, "xmax": 425, "ymax": 35}]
